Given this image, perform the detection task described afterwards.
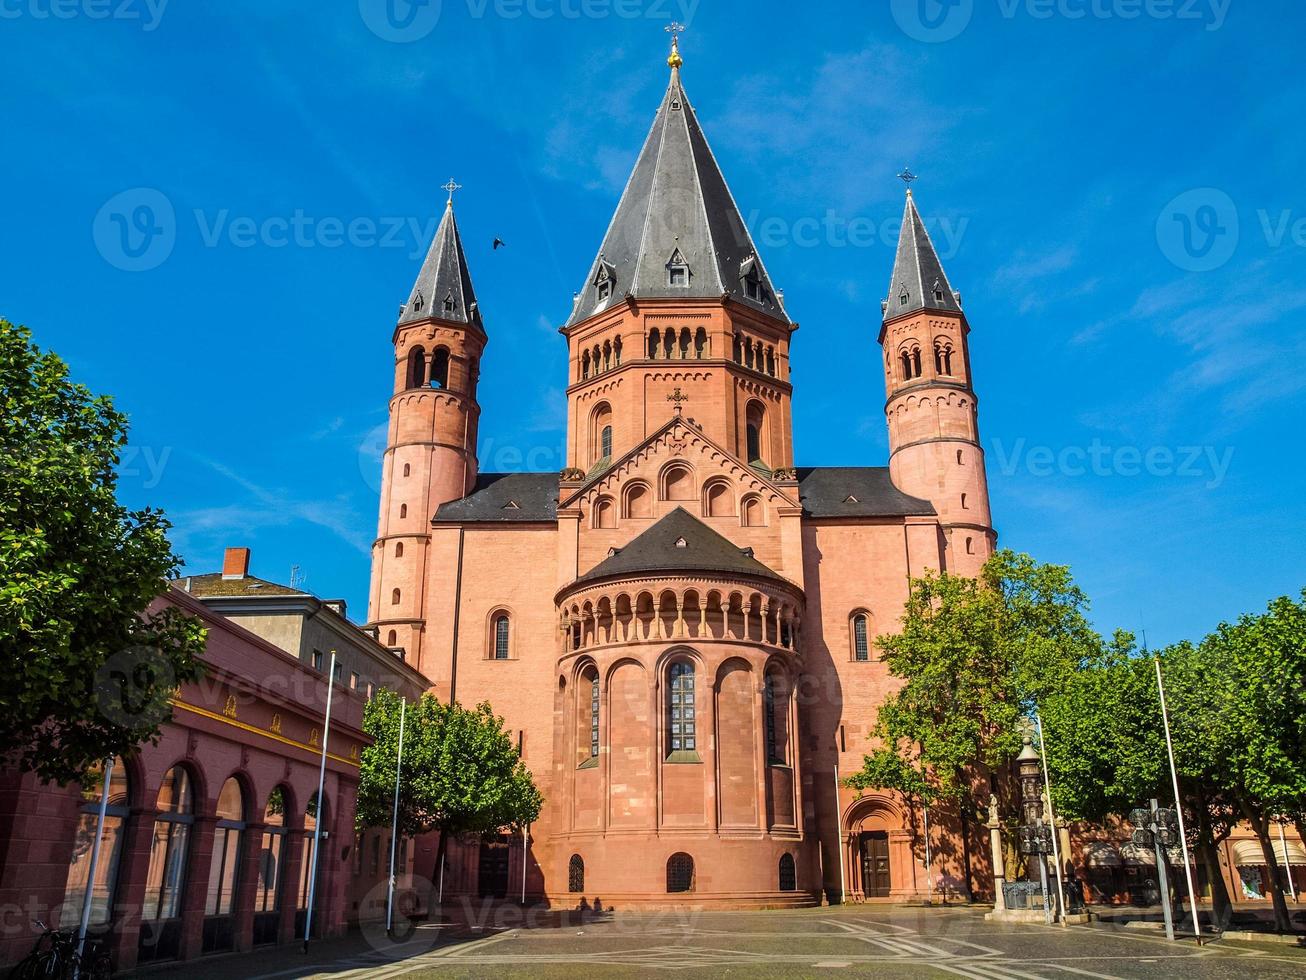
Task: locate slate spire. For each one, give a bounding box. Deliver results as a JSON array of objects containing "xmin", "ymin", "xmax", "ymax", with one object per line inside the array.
[
  {"xmin": 884, "ymin": 190, "xmax": 962, "ymax": 322},
  {"xmin": 400, "ymin": 197, "xmax": 481, "ymax": 327},
  {"xmin": 566, "ymin": 55, "xmax": 787, "ymax": 326}
]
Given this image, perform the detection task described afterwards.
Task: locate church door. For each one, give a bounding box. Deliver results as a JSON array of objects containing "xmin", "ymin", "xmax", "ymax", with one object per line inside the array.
[
  {"xmin": 478, "ymin": 837, "xmax": 510, "ymax": 898},
  {"xmin": 859, "ymin": 832, "xmax": 891, "ymax": 898}
]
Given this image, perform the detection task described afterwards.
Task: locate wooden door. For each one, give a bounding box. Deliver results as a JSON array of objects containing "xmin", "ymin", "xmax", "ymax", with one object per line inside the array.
[{"xmin": 860, "ymin": 831, "xmax": 891, "ymax": 898}]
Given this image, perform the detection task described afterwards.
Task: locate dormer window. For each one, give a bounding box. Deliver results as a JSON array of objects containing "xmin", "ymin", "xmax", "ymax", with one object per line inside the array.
[
  {"xmin": 594, "ymin": 259, "xmax": 616, "ymax": 303},
  {"xmin": 666, "ymin": 249, "xmax": 689, "ymax": 287},
  {"xmin": 443, "ymin": 292, "xmax": 455, "ymax": 314},
  {"xmin": 932, "ymin": 279, "xmax": 945, "ymax": 304},
  {"xmin": 899, "ymin": 290, "xmax": 909, "ymax": 307},
  {"xmin": 597, "ymin": 279, "xmax": 612, "ymax": 301},
  {"xmin": 412, "ymin": 290, "xmax": 425, "ymax": 312},
  {"xmin": 740, "ymin": 254, "xmax": 763, "ymax": 302},
  {"xmin": 745, "ymin": 277, "xmax": 762, "ymax": 301}
]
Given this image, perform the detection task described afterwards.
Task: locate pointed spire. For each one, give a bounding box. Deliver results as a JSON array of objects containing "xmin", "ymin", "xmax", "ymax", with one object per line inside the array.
[
  {"xmin": 566, "ymin": 48, "xmax": 788, "ymax": 327},
  {"xmin": 884, "ymin": 189, "xmax": 962, "ymax": 323},
  {"xmin": 400, "ymin": 190, "xmax": 481, "ymax": 327}
]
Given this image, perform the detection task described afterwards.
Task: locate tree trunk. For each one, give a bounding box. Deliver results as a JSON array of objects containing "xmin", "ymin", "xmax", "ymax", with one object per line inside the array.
[
  {"xmin": 1193, "ymin": 784, "xmax": 1232, "ymax": 927},
  {"xmin": 1239, "ymin": 796, "xmax": 1292, "ymax": 932},
  {"xmin": 959, "ymin": 796, "xmax": 975, "ymax": 902},
  {"xmin": 433, "ymin": 828, "xmax": 450, "ymax": 914}
]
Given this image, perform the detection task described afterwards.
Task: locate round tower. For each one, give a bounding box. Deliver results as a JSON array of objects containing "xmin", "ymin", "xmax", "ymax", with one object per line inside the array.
[
  {"xmin": 369, "ymin": 193, "xmax": 485, "ymax": 663},
  {"xmin": 881, "ymin": 189, "xmax": 994, "ymax": 575}
]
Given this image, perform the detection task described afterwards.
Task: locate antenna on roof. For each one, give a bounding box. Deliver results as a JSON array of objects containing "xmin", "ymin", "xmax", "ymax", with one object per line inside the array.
[{"xmin": 290, "ymin": 565, "xmax": 306, "ymax": 590}]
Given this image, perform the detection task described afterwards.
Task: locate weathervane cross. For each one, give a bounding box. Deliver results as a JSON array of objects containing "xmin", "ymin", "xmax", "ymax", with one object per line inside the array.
[
  {"xmin": 898, "ymin": 167, "xmax": 918, "ymax": 186},
  {"xmin": 442, "ymin": 178, "xmax": 463, "ymax": 203},
  {"xmin": 665, "ymin": 21, "xmax": 685, "ymax": 39},
  {"xmin": 667, "ymin": 387, "xmax": 689, "ymax": 415}
]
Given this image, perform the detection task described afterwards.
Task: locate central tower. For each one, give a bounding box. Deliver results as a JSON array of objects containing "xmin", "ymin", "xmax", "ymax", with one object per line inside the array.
[{"xmin": 561, "ymin": 44, "xmax": 797, "ymax": 482}]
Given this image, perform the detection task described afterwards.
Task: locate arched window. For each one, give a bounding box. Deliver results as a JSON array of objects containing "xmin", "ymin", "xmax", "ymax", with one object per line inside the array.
[
  {"xmin": 944, "ymin": 348, "xmax": 953, "ymax": 374},
  {"xmin": 391, "ymin": 588, "xmax": 401, "ymax": 605},
  {"xmin": 298, "ymin": 793, "xmax": 326, "ymax": 913},
  {"xmin": 256, "ymin": 787, "xmax": 289, "ymax": 914},
  {"xmin": 678, "ymin": 328, "xmax": 691, "ymax": 359},
  {"xmin": 568, "ymin": 855, "xmax": 585, "ymax": 893},
  {"xmin": 663, "ymin": 328, "xmax": 675, "ymax": 360},
  {"xmin": 624, "ymin": 481, "xmax": 652, "ymax": 519},
  {"xmin": 593, "ymin": 496, "xmax": 616, "ymax": 529},
  {"xmin": 603, "ymin": 340, "xmax": 612, "ymax": 373},
  {"xmin": 648, "ymin": 328, "xmax": 660, "ymax": 359},
  {"xmin": 766, "ymin": 346, "xmax": 776, "ymax": 376},
  {"xmin": 394, "ymin": 542, "xmax": 403, "ymax": 558},
  {"xmin": 662, "ymin": 463, "xmax": 693, "ymax": 501},
  {"xmin": 399, "ymin": 504, "xmax": 407, "ymax": 519},
  {"xmin": 581, "ymin": 349, "xmax": 590, "ymax": 379},
  {"xmin": 667, "ymin": 661, "xmax": 696, "ymax": 753},
  {"xmin": 207, "ymin": 777, "xmax": 246, "ymax": 916},
  {"xmin": 966, "ymin": 536, "xmax": 975, "ymax": 555},
  {"xmin": 853, "ymin": 614, "xmax": 870, "ymax": 661},
  {"xmin": 60, "ymin": 759, "xmax": 131, "ymax": 927},
  {"xmin": 934, "ymin": 343, "xmax": 945, "ymax": 375},
  {"xmin": 778, "ymin": 853, "xmax": 796, "ymax": 892},
  {"xmin": 601, "ymin": 425, "xmax": 613, "ymax": 460},
  {"xmin": 584, "ymin": 667, "xmax": 600, "ymax": 761},
  {"xmin": 694, "ymin": 327, "xmax": 707, "ymax": 359},
  {"xmin": 746, "ymin": 401, "xmax": 766, "ymax": 466},
  {"xmin": 666, "ymin": 852, "xmax": 694, "ymax": 893},
  {"xmin": 744, "ymin": 339, "xmax": 755, "ymax": 370},
  {"xmin": 403, "ymin": 463, "xmax": 410, "ymax": 477},
  {"xmin": 704, "ymin": 480, "xmax": 732, "ymax": 518},
  {"xmin": 732, "ymin": 333, "xmax": 742, "ymax": 363},
  {"xmin": 764, "ymin": 673, "xmax": 778, "ymax": 764},
  {"xmin": 430, "ymin": 348, "xmax": 450, "ymax": 389},
  {"xmin": 961, "ymin": 493, "xmax": 968, "ymax": 509},
  {"xmin": 956, "ymin": 450, "xmax": 964, "ymax": 466},
  {"xmin": 591, "ymin": 403, "xmax": 613, "ymax": 468},
  {"xmin": 406, "ymin": 346, "xmax": 426, "ymax": 389},
  {"xmin": 741, "ymin": 495, "xmax": 765, "ymax": 528},
  {"xmin": 613, "ymin": 336, "xmax": 622, "ymax": 366},
  {"xmin": 493, "ymin": 614, "xmax": 510, "ymax": 660},
  {"xmin": 387, "ymin": 629, "xmax": 397, "ymax": 647},
  {"xmin": 141, "ymin": 765, "xmax": 193, "ymax": 922},
  {"xmin": 900, "ymin": 350, "xmax": 912, "ymax": 380},
  {"xmin": 911, "ymin": 347, "xmax": 922, "ymax": 379}
]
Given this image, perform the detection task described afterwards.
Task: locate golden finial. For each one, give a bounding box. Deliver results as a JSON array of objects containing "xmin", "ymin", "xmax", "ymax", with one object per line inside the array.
[{"xmin": 666, "ymin": 22, "xmax": 685, "ymax": 69}]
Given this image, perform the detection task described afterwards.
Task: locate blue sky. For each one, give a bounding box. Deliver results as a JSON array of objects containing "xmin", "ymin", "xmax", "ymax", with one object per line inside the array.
[{"xmin": 3, "ymin": 0, "xmax": 1302, "ymax": 646}]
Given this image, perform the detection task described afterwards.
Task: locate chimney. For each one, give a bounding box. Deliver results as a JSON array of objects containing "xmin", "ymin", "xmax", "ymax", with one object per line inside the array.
[{"xmin": 222, "ymin": 547, "xmax": 251, "ymax": 580}]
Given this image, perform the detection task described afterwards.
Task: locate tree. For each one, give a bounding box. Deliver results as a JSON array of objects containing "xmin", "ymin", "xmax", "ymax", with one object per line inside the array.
[
  {"xmin": 0, "ymin": 320, "xmax": 205, "ymax": 784},
  {"xmin": 356, "ymin": 690, "xmax": 543, "ymax": 896},
  {"xmin": 846, "ymin": 550, "xmax": 1099, "ymax": 897}
]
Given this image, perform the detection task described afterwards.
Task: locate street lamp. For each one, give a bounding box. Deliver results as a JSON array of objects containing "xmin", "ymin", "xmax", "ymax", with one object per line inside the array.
[{"xmin": 1015, "ymin": 736, "xmax": 1055, "ymax": 923}]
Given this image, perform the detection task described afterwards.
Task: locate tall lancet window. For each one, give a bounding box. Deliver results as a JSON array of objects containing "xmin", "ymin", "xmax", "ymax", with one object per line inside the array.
[{"xmin": 667, "ymin": 661, "xmax": 696, "ymax": 753}]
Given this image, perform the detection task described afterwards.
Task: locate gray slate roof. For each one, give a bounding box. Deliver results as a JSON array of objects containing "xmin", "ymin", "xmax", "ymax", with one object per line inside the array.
[
  {"xmin": 566, "ymin": 66, "xmax": 789, "ymax": 326},
  {"xmin": 433, "ymin": 473, "xmax": 558, "ymax": 523},
  {"xmin": 796, "ymin": 467, "xmax": 936, "ymax": 518},
  {"xmin": 577, "ymin": 507, "xmax": 784, "ymax": 584},
  {"xmin": 884, "ymin": 192, "xmax": 962, "ymax": 322},
  {"xmin": 399, "ymin": 202, "xmax": 482, "ymax": 327}
]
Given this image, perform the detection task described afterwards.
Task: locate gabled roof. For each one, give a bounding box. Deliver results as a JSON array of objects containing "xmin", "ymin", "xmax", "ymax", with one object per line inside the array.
[
  {"xmin": 796, "ymin": 467, "xmax": 936, "ymax": 518},
  {"xmin": 433, "ymin": 472, "xmax": 558, "ymax": 524},
  {"xmin": 399, "ymin": 201, "xmax": 482, "ymax": 327},
  {"xmin": 576, "ymin": 507, "xmax": 783, "ymax": 584},
  {"xmin": 566, "ymin": 65, "xmax": 789, "ymax": 327},
  {"xmin": 181, "ymin": 573, "xmax": 309, "ymax": 598},
  {"xmin": 884, "ymin": 191, "xmax": 962, "ymax": 322}
]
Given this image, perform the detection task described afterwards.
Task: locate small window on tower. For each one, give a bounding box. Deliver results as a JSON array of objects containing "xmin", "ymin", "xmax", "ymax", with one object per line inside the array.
[
  {"xmin": 745, "ymin": 277, "xmax": 762, "ymax": 301},
  {"xmin": 666, "ymin": 249, "xmax": 689, "ymax": 287},
  {"xmin": 443, "ymin": 293, "xmax": 455, "ymax": 314},
  {"xmin": 899, "ymin": 291, "xmax": 909, "ymax": 307}
]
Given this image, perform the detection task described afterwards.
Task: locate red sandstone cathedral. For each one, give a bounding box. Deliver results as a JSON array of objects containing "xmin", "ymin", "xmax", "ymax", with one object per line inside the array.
[{"xmin": 366, "ymin": 38, "xmax": 995, "ymax": 908}]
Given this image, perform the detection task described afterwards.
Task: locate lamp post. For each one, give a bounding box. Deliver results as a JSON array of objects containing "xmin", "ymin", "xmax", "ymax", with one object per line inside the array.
[{"xmin": 1016, "ymin": 736, "xmax": 1054, "ymax": 924}]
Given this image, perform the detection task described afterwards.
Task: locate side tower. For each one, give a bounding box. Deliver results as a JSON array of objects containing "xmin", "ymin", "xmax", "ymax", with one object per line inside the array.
[
  {"xmin": 881, "ymin": 188, "xmax": 994, "ymax": 575},
  {"xmin": 368, "ymin": 192, "xmax": 485, "ymax": 665}
]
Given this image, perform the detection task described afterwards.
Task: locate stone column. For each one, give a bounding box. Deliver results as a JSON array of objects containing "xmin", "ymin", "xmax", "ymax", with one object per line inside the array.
[
  {"xmin": 233, "ymin": 821, "xmax": 266, "ymax": 952},
  {"xmin": 988, "ymin": 795, "xmax": 1007, "ymax": 911},
  {"xmin": 178, "ymin": 815, "xmax": 217, "ymax": 960}
]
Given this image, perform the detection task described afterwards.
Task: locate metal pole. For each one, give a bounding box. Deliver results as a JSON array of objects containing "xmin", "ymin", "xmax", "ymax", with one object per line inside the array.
[
  {"xmin": 833, "ymin": 754, "xmax": 846, "ymax": 904},
  {"xmin": 1037, "ymin": 848, "xmax": 1052, "ymax": 925},
  {"xmin": 1279, "ymin": 820, "xmax": 1298, "ymax": 902},
  {"xmin": 1154, "ymin": 657, "xmax": 1202, "ymax": 940},
  {"xmin": 74, "ymin": 757, "xmax": 114, "ymax": 978},
  {"xmin": 521, "ymin": 824, "xmax": 529, "ymax": 905},
  {"xmin": 1034, "ymin": 713, "xmax": 1069, "ymax": 925},
  {"xmin": 437, "ymin": 852, "xmax": 445, "ymax": 905},
  {"xmin": 1151, "ymin": 798, "xmax": 1175, "ymax": 941},
  {"xmin": 304, "ymin": 650, "xmax": 337, "ymax": 952},
  {"xmin": 386, "ymin": 697, "xmax": 407, "ymax": 934},
  {"xmin": 923, "ymin": 805, "xmax": 933, "ymax": 904}
]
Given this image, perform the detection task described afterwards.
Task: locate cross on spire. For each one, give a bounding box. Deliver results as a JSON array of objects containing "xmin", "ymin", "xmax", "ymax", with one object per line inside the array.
[
  {"xmin": 665, "ymin": 21, "xmax": 685, "ymax": 68},
  {"xmin": 442, "ymin": 178, "xmax": 463, "ymax": 204},
  {"xmin": 898, "ymin": 167, "xmax": 918, "ymax": 193},
  {"xmin": 667, "ymin": 387, "xmax": 689, "ymax": 415}
]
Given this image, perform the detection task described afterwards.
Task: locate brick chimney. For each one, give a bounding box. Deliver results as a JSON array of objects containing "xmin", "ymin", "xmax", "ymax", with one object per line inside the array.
[{"xmin": 222, "ymin": 547, "xmax": 251, "ymax": 580}]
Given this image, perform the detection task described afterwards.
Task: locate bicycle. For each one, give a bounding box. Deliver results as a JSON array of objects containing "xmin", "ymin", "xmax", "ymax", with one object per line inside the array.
[{"xmin": 8, "ymin": 921, "xmax": 112, "ymax": 980}]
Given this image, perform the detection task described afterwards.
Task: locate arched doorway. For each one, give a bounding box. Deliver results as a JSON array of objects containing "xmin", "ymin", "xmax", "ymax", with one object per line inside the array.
[{"xmin": 844, "ymin": 796, "xmax": 906, "ymax": 901}]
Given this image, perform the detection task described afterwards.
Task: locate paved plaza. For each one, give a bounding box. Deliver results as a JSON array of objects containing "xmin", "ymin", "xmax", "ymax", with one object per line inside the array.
[{"xmin": 159, "ymin": 904, "xmax": 1306, "ymax": 980}]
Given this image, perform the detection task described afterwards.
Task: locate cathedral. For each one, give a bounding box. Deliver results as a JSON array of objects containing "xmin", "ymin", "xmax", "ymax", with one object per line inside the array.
[{"xmin": 366, "ymin": 37, "xmax": 996, "ymax": 908}]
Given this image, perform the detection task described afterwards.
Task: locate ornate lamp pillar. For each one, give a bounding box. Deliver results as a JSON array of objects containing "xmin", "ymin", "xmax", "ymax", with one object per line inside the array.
[{"xmin": 987, "ymin": 793, "xmax": 1007, "ymax": 911}]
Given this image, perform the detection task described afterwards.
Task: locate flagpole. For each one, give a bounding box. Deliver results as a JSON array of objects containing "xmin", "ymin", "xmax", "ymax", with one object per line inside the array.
[
  {"xmin": 923, "ymin": 805, "xmax": 933, "ymax": 904},
  {"xmin": 521, "ymin": 823, "xmax": 529, "ymax": 905},
  {"xmin": 1034, "ymin": 712, "xmax": 1069, "ymax": 925},
  {"xmin": 386, "ymin": 697, "xmax": 407, "ymax": 935},
  {"xmin": 304, "ymin": 650, "xmax": 337, "ymax": 953},
  {"xmin": 1154, "ymin": 655, "xmax": 1201, "ymax": 941},
  {"xmin": 1279, "ymin": 820, "xmax": 1298, "ymax": 902},
  {"xmin": 74, "ymin": 757, "xmax": 114, "ymax": 978},
  {"xmin": 833, "ymin": 751, "xmax": 846, "ymax": 904}
]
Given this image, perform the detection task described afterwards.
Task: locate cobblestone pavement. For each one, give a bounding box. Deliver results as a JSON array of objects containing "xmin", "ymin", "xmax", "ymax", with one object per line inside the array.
[{"xmin": 160, "ymin": 904, "xmax": 1306, "ymax": 979}]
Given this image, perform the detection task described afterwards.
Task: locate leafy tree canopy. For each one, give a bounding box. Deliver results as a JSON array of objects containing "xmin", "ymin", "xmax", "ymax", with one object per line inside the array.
[{"xmin": 0, "ymin": 320, "xmax": 205, "ymax": 783}]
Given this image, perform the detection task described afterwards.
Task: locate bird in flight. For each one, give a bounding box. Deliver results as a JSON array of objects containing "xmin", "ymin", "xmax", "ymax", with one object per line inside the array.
[{"xmin": 492, "ymin": 238, "xmax": 506, "ymax": 250}]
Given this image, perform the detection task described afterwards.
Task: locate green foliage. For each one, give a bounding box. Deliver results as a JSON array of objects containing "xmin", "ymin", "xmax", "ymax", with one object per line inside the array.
[
  {"xmin": 357, "ymin": 690, "xmax": 543, "ymax": 840},
  {"xmin": 846, "ymin": 550, "xmax": 1097, "ymax": 805},
  {"xmin": 0, "ymin": 320, "xmax": 205, "ymax": 784}
]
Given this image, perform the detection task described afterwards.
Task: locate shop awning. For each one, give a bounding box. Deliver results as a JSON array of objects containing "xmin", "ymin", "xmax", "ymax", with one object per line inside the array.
[
  {"xmin": 1083, "ymin": 843, "xmax": 1122, "ymax": 868},
  {"xmin": 1233, "ymin": 838, "xmax": 1306, "ymax": 867}
]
